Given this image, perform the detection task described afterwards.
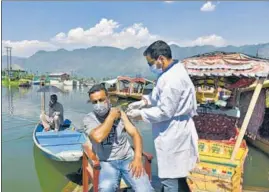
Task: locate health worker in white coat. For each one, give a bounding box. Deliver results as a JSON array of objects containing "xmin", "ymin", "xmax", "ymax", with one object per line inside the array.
[{"xmin": 127, "ymin": 40, "xmax": 199, "ymax": 192}]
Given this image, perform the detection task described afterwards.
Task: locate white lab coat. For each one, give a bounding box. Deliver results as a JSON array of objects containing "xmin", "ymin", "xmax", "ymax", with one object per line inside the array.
[{"xmin": 140, "ymin": 60, "xmax": 199, "ymax": 179}]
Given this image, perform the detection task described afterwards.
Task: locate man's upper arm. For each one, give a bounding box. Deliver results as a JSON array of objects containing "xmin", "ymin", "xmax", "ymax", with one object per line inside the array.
[
  {"xmin": 83, "ymin": 115, "xmax": 99, "ymax": 136},
  {"xmin": 122, "ymin": 117, "xmax": 138, "ymax": 137}
]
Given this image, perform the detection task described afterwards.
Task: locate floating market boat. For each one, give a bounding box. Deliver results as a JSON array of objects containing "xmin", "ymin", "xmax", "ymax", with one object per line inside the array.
[{"xmin": 181, "ymin": 51, "xmax": 269, "ymax": 191}]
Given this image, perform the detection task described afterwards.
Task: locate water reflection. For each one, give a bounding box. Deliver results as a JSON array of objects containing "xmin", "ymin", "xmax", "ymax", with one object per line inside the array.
[
  {"xmin": 6, "ymin": 87, "xmax": 16, "ymax": 115},
  {"xmin": 33, "ymin": 145, "xmax": 81, "ymax": 192},
  {"xmin": 5, "ymin": 87, "xmax": 32, "ymax": 116}
]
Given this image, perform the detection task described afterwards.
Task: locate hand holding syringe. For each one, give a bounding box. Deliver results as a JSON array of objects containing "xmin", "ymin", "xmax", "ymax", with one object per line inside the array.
[{"xmin": 116, "ymin": 101, "xmax": 142, "ymax": 131}]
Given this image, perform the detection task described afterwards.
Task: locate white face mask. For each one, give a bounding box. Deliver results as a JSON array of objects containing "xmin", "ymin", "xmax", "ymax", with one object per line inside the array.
[{"xmin": 93, "ymin": 100, "xmax": 110, "ymax": 116}]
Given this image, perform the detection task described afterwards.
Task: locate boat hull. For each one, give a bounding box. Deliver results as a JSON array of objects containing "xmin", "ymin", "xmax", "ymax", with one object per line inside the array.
[
  {"xmin": 33, "ymin": 122, "xmax": 88, "ymax": 162},
  {"xmin": 32, "ymin": 81, "xmax": 41, "ymax": 85},
  {"xmin": 246, "ymin": 136, "xmax": 269, "ymax": 156},
  {"xmin": 50, "ymin": 80, "xmax": 64, "ymax": 86},
  {"xmin": 63, "ymin": 80, "xmax": 74, "ymax": 86},
  {"xmin": 19, "ymin": 83, "xmax": 31, "ymax": 87}
]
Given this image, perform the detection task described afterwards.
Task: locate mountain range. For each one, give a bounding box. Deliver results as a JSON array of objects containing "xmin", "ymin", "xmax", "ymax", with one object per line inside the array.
[{"xmin": 2, "ymin": 43, "xmax": 269, "ymax": 79}]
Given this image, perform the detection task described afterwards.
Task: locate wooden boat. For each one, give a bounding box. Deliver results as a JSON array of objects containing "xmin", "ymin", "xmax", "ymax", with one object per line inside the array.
[
  {"xmin": 2, "ymin": 78, "xmax": 20, "ymax": 87},
  {"xmin": 103, "ymin": 76, "xmax": 154, "ymax": 100},
  {"xmin": 182, "ymin": 52, "xmax": 269, "ymax": 191},
  {"xmin": 33, "ymin": 119, "xmax": 88, "ymax": 162},
  {"xmin": 18, "ymin": 79, "xmax": 31, "ymax": 87}
]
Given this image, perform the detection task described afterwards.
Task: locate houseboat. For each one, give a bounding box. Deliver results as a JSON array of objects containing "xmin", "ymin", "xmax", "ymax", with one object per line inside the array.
[
  {"xmin": 49, "ymin": 72, "xmax": 74, "ymax": 86},
  {"xmin": 101, "ymin": 76, "xmax": 154, "ymax": 100}
]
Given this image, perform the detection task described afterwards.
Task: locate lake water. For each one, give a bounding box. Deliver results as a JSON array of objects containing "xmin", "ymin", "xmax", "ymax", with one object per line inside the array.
[{"xmin": 2, "ymin": 86, "xmax": 269, "ymax": 192}]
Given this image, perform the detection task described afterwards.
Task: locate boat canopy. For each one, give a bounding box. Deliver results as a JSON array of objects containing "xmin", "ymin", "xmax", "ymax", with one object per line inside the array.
[
  {"xmin": 101, "ymin": 78, "xmax": 118, "ymax": 86},
  {"xmin": 117, "ymin": 76, "xmax": 132, "ymax": 84},
  {"xmin": 132, "ymin": 77, "xmax": 154, "ymax": 85},
  {"xmin": 182, "ymin": 52, "xmax": 269, "ymax": 89}
]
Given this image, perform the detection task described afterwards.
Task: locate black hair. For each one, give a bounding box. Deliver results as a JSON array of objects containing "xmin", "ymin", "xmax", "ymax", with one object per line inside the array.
[
  {"xmin": 88, "ymin": 83, "xmax": 108, "ymax": 96},
  {"xmin": 143, "ymin": 40, "xmax": 172, "ymax": 60},
  {"xmin": 50, "ymin": 94, "xmax": 57, "ymax": 100}
]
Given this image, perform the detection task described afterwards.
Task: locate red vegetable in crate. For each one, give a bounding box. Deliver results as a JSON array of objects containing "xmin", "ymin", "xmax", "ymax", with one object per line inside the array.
[{"xmin": 193, "ymin": 113, "xmax": 237, "ymax": 140}]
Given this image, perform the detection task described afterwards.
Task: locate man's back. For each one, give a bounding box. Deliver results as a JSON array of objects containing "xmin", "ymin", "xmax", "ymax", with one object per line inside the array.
[{"xmin": 159, "ymin": 61, "xmax": 197, "ymax": 117}]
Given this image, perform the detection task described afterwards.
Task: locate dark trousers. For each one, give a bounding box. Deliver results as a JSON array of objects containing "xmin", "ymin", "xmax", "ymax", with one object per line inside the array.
[{"xmin": 161, "ymin": 177, "xmax": 190, "ymax": 192}]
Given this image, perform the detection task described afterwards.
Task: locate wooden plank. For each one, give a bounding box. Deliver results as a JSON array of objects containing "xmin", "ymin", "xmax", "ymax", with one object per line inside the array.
[
  {"xmin": 231, "ymin": 78, "xmax": 265, "ymax": 160},
  {"xmin": 82, "ymin": 153, "xmax": 89, "ymax": 192}
]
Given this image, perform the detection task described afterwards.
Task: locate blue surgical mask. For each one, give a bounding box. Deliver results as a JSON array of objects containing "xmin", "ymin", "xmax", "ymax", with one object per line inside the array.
[
  {"xmin": 149, "ymin": 63, "xmax": 163, "ymax": 75},
  {"xmin": 93, "ymin": 100, "xmax": 110, "ymax": 117}
]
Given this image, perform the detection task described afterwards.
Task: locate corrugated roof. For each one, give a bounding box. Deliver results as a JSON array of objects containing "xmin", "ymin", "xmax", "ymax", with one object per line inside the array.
[
  {"xmin": 117, "ymin": 76, "xmax": 132, "ymax": 82},
  {"xmin": 182, "ymin": 52, "xmax": 269, "ymax": 78}
]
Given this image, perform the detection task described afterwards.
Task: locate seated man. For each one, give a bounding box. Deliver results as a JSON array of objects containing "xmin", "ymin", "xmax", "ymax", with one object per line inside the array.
[
  {"xmin": 83, "ymin": 84, "xmax": 152, "ymax": 192},
  {"xmin": 40, "ymin": 94, "xmax": 64, "ymax": 131}
]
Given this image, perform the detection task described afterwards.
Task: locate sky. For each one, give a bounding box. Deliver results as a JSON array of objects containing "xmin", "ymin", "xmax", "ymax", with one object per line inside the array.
[{"xmin": 2, "ymin": 1, "xmax": 269, "ymax": 57}]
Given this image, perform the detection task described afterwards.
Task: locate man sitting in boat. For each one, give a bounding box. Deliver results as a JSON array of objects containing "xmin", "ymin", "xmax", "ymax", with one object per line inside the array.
[
  {"xmin": 40, "ymin": 94, "xmax": 64, "ymax": 132},
  {"xmin": 83, "ymin": 84, "xmax": 152, "ymax": 191}
]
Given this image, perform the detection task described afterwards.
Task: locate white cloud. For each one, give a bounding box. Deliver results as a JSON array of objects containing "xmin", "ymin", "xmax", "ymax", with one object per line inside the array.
[
  {"xmin": 189, "ymin": 34, "xmax": 227, "ymax": 47},
  {"xmin": 200, "ymin": 1, "xmax": 216, "ymax": 12},
  {"xmin": 164, "ymin": 1, "xmax": 174, "ymax": 3},
  {"xmin": 2, "ymin": 19, "xmax": 229, "ymax": 57},
  {"xmin": 2, "ymin": 40, "xmax": 58, "ymax": 57},
  {"xmin": 51, "ymin": 18, "xmax": 159, "ymax": 49}
]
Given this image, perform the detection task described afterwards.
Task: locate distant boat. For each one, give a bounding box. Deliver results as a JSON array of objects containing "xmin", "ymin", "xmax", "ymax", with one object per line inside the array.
[
  {"xmin": 102, "ymin": 76, "xmax": 154, "ymax": 101},
  {"xmin": 18, "ymin": 79, "xmax": 32, "ymax": 88},
  {"xmin": 63, "ymin": 80, "xmax": 74, "ymax": 86},
  {"xmin": 32, "ymin": 76, "xmax": 50, "ymax": 85},
  {"xmin": 33, "ymin": 120, "xmax": 88, "ymax": 162},
  {"xmin": 49, "ymin": 72, "xmax": 74, "ymax": 86},
  {"xmin": 32, "ymin": 76, "xmax": 41, "ymax": 85},
  {"xmin": 50, "ymin": 79, "xmax": 64, "ymax": 86}
]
